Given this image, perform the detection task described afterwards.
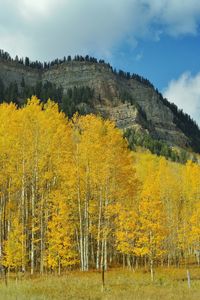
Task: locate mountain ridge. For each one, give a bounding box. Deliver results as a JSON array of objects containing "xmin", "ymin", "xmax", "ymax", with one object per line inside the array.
[{"xmin": 0, "ymin": 50, "xmax": 200, "ymax": 154}]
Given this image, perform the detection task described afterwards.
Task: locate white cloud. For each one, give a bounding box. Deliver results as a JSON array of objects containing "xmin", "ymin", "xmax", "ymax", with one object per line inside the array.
[
  {"xmin": 17, "ymin": 0, "xmax": 65, "ymax": 20},
  {"xmin": 163, "ymin": 72, "xmax": 200, "ymax": 125},
  {"xmin": 145, "ymin": 0, "xmax": 200, "ymax": 36},
  {"xmin": 0, "ymin": 25, "xmax": 32, "ymax": 58},
  {"xmin": 0, "ymin": 0, "xmax": 200, "ymax": 60}
]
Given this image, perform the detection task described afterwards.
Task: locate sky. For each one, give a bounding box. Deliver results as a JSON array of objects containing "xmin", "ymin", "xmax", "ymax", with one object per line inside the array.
[{"xmin": 0, "ymin": 0, "xmax": 200, "ymax": 123}]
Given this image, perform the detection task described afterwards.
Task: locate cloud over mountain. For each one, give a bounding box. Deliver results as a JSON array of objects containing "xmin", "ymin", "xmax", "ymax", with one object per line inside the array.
[{"xmin": 164, "ymin": 72, "xmax": 200, "ymax": 125}]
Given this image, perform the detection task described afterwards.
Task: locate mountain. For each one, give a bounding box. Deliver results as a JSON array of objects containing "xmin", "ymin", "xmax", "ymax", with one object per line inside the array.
[{"xmin": 0, "ymin": 50, "xmax": 200, "ymax": 156}]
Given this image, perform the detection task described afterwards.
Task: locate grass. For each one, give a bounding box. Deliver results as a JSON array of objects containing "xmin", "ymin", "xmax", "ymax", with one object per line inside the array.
[{"xmin": 0, "ymin": 267, "xmax": 200, "ymax": 300}]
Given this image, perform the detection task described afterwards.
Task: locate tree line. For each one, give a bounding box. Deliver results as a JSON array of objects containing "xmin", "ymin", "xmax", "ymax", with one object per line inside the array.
[
  {"xmin": 0, "ymin": 77, "xmax": 199, "ymax": 161},
  {"xmin": 2, "ymin": 47, "xmax": 200, "ymax": 140},
  {"xmin": 0, "ymin": 49, "xmax": 111, "ymax": 70},
  {"xmin": 0, "ymin": 78, "xmax": 63, "ymax": 105},
  {"xmin": 124, "ymin": 128, "xmax": 196, "ymax": 164},
  {"xmin": 0, "ymin": 77, "xmax": 94, "ymax": 117},
  {"xmin": 158, "ymin": 91, "xmax": 200, "ymax": 153},
  {"xmin": 0, "ymin": 49, "xmax": 155, "ymax": 88},
  {"xmin": 0, "ymin": 97, "xmax": 199, "ymax": 281},
  {"xmin": 1, "ymin": 48, "xmax": 200, "ymax": 133}
]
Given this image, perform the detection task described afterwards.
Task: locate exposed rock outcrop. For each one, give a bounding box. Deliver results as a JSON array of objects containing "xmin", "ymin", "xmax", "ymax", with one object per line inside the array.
[{"xmin": 0, "ymin": 59, "xmax": 195, "ymax": 149}]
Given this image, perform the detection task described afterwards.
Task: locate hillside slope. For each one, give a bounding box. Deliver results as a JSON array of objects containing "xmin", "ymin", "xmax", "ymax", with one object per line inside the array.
[{"xmin": 0, "ymin": 53, "xmax": 199, "ymax": 152}]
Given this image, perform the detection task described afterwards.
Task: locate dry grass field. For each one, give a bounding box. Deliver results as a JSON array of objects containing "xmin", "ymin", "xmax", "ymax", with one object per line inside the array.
[{"xmin": 0, "ymin": 267, "xmax": 200, "ymax": 300}]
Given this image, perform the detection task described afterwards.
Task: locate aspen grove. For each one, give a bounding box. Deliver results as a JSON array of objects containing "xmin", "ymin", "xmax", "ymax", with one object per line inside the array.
[{"xmin": 0, "ymin": 97, "xmax": 200, "ymax": 278}]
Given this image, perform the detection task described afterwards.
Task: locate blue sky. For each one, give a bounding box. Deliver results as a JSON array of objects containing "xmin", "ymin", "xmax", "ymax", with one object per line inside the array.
[
  {"xmin": 0, "ymin": 0, "xmax": 200, "ymax": 123},
  {"xmin": 112, "ymin": 35, "xmax": 200, "ymax": 90}
]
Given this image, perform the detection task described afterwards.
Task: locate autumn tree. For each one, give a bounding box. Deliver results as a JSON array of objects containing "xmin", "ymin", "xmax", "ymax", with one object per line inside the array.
[{"xmin": 0, "ymin": 96, "xmax": 199, "ymax": 276}]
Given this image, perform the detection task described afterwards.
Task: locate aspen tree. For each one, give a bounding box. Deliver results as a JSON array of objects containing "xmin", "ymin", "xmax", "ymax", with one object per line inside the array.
[
  {"xmin": 2, "ymin": 217, "xmax": 25, "ymax": 274},
  {"xmin": 46, "ymin": 191, "xmax": 77, "ymax": 274},
  {"xmin": 135, "ymin": 173, "xmax": 168, "ymax": 281},
  {"xmin": 0, "ymin": 97, "xmax": 200, "ymax": 274}
]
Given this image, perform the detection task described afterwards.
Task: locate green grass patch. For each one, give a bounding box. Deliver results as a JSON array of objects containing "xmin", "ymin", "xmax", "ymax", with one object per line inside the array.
[{"xmin": 0, "ymin": 268, "xmax": 199, "ymax": 300}]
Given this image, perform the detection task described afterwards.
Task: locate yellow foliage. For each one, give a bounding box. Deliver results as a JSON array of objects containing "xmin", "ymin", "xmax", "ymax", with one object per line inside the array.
[{"xmin": 0, "ymin": 96, "xmax": 200, "ymax": 273}]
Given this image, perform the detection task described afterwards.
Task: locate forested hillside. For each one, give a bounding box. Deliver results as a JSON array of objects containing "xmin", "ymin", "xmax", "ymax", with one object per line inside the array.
[
  {"xmin": 0, "ymin": 97, "xmax": 199, "ymax": 280},
  {"xmin": 1, "ymin": 49, "xmax": 200, "ymax": 156}
]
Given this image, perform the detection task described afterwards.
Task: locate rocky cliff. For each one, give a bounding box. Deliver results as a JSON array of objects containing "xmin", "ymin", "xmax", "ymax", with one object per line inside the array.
[
  {"xmin": 0, "ymin": 60, "xmax": 41, "ymax": 87},
  {"xmin": 0, "ymin": 58, "xmax": 198, "ymax": 151}
]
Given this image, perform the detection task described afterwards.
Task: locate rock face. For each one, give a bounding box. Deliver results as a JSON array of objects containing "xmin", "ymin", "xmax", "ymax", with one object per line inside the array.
[
  {"xmin": 0, "ymin": 60, "xmax": 41, "ymax": 87},
  {"xmin": 0, "ymin": 59, "xmax": 192, "ymax": 148}
]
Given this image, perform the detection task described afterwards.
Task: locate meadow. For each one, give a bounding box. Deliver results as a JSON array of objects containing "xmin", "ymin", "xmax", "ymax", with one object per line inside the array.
[{"xmin": 0, "ymin": 267, "xmax": 200, "ymax": 300}]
